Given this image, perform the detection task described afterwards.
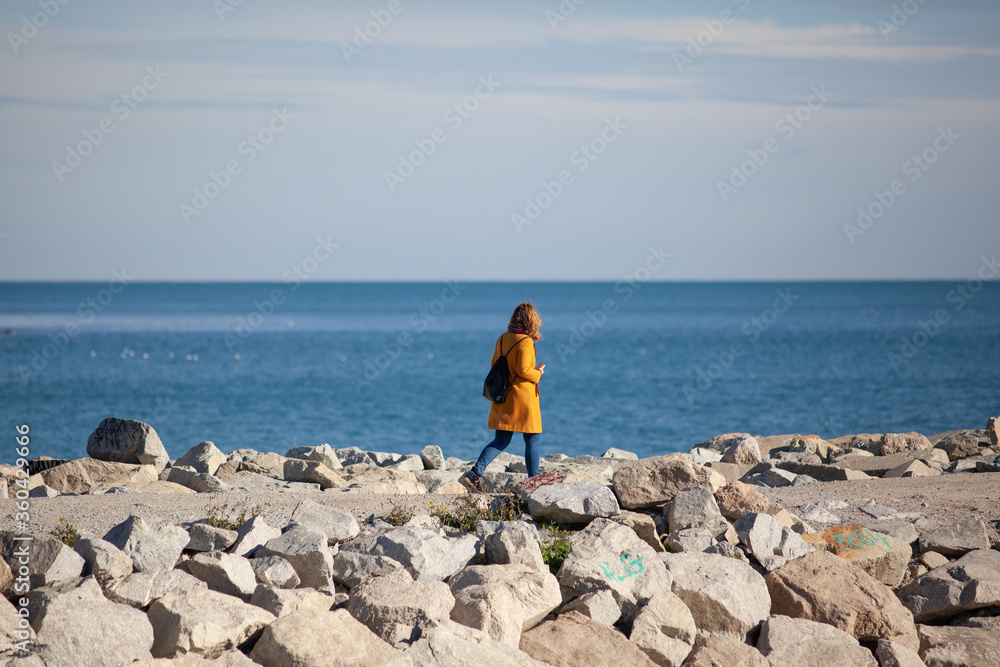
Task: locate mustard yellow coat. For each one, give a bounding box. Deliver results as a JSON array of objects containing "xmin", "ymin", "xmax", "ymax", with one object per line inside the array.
[{"xmin": 487, "ymin": 332, "xmax": 543, "ymax": 433}]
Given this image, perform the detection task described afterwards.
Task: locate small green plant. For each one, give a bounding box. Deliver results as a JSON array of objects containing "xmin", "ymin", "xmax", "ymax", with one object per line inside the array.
[
  {"xmin": 50, "ymin": 518, "xmax": 79, "ymax": 548},
  {"xmin": 429, "ymin": 491, "xmax": 526, "ymax": 533},
  {"xmin": 384, "ymin": 504, "xmax": 413, "ymax": 526},
  {"xmin": 538, "ymin": 521, "xmax": 574, "ymax": 574},
  {"xmin": 205, "ymin": 495, "xmax": 261, "ymax": 531}
]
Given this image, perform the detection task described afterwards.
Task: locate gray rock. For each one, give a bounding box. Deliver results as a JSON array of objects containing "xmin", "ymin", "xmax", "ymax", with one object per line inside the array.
[
  {"xmin": 703, "ymin": 540, "xmax": 750, "ymax": 563},
  {"xmin": 800, "ymin": 502, "xmax": 842, "ymax": 525},
  {"xmin": 608, "ymin": 510, "xmax": 665, "ymax": 553},
  {"xmin": 27, "ymin": 576, "xmax": 155, "ymax": 666},
  {"xmin": 250, "ymin": 608, "xmax": 407, "ymax": 666},
  {"xmin": 285, "ymin": 443, "xmax": 342, "ymax": 469},
  {"xmin": 87, "ymin": 417, "xmax": 170, "ymax": 471},
  {"xmin": 916, "ymin": 624, "xmax": 1000, "ymax": 667},
  {"xmin": 601, "ymin": 447, "xmax": 639, "ymax": 460},
  {"xmin": 387, "ymin": 454, "xmax": 426, "ymax": 472},
  {"xmin": 664, "ymin": 526, "xmax": 724, "ymax": 554},
  {"xmin": 558, "ymin": 589, "xmax": 622, "ymax": 626},
  {"xmin": 288, "ymin": 498, "xmax": 361, "ymax": 544},
  {"xmin": 365, "ymin": 526, "xmax": 478, "ymax": 582},
  {"xmin": 103, "ymin": 515, "xmax": 189, "ymax": 573},
  {"xmin": 405, "ymin": 619, "xmax": 551, "ymax": 667},
  {"xmin": 147, "ymin": 584, "xmax": 276, "ymax": 659},
  {"xmin": 174, "ymin": 441, "xmax": 226, "ymax": 475},
  {"xmin": 667, "ymin": 485, "xmax": 720, "ymax": 532},
  {"xmin": 333, "ymin": 550, "xmax": 404, "ymax": 588},
  {"xmin": 629, "ymin": 590, "xmax": 696, "ymax": 667},
  {"xmin": 481, "ymin": 471, "xmax": 527, "ymax": 493},
  {"xmin": 859, "ymin": 500, "xmax": 898, "ymax": 519},
  {"xmin": 682, "ymin": 635, "xmax": 768, "ymax": 667},
  {"xmin": 165, "ymin": 465, "xmax": 229, "ymax": 493},
  {"xmin": 282, "ymin": 458, "xmax": 343, "ymax": 489},
  {"xmin": 733, "ymin": 513, "xmax": 812, "ymax": 571},
  {"xmin": 612, "ymin": 457, "xmax": 725, "ymax": 510},
  {"xmin": 93, "ymin": 485, "xmax": 143, "ymax": 494},
  {"xmin": 104, "ymin": 569, "xmax": 206, "ymax": 609},
  {"xmin": 483, "ymin": 525, "xmax": 546, "ymax": 571},
  {"xmin": 918, "ymin": 518, "xmax": 990, "ymax": 556},
  {"xmin": 747, "ymin": 466, "xmax": 798, "ymax": 487},
  {"xmin": 250, "ymin": 584, "xmax": 333, "ymax": 618},
  {"xmin": 758, "ymin": 614, "xmax": 877, "ymax": 667},
  {"xmin": 349, "ymin": 568, "xmax": 454, "ymax": 646},
  {"xmin": 693, "ymin": 433, "xmax": 757, "ymax": 453},
  {"xmin": 519, "ymin": 610, "xmax": 659, "ymax": 666},
  {"xmin": 186, "ymin": 550, "xmax": 258, "ymax": 600},
  {"xmin": 414, "ymin": 469, "xmax": 463, "ymax": 492},
  {"xmin": 226, "ymin": 474, "xmax": 321, "ymax": 493},
  {"xmin": 250, "ymin": 555, "xmax": 300, "ymax": 589},
  {"xmin": 258, "ymin": 525, "xmax": 335, "ymax": 589},
  {"xmin": 0, "ymin": 535, "xmax": 84, "ymax": 588},
  {"xmin": 27, "ymin": 485, "xmax": 59, "ymax": 498},
  {"xmin": 420, "ymin": 445, "xmax": 445, "ymax": 470},
  {"xmin": 687, "ymin": 447, "xmax": 723, "ymax": 465},
  {"xmin": 185, "ymin": 522, "xmax": 238, "ymax": 552},
  {"xmin": 875, "ymin": 638, "xmax": 927, "ymax": 667},
  {"xmin": 335, "ymin": 446, "xmax": 375, "ymax": 466},
  {"xmin": 73, "ymin": 537, "xmax": 132, "ymax": 586},
  {"xmin": 897, "ymin": 549, "xmax": 1000, "ymax": 622},
  {"xmin": 448, "ymin": 564, "xmax": 562, "ymax": 647},
  {"xmin": 476, "ymin": 520, "xmax": 540, "ymax": 542},
  {"xmin": 527, "ymin": 481, "xmax": 620, "ymax": 523},
  {"xmin": 660, "ymin": 552, "xmax": 770, "ymax": 642},
  {"xmin": 721, "ymin": 435, "xmax": 761, "ymax": 465},
  {"xmin": 777, "ymin": 460, "xmax": 872, "ymax": 482},
  {"xmin": 558, "ymin": 517, "xmax": 673, "ymax": 624},
  {"xmin": 230, "ymin": 514, "xmax": 281, "ymax": 558}
]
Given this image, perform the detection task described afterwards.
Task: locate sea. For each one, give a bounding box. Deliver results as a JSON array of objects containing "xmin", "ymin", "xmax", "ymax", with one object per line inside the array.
[{"xmin": 2, "ymin": 281, "xmax": 998, "ymax": 466}]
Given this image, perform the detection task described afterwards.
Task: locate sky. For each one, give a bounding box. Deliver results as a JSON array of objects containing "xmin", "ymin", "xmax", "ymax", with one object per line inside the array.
[{"xmin": 0, "ymin": 0, "xmax": 997, "ymax": 282}]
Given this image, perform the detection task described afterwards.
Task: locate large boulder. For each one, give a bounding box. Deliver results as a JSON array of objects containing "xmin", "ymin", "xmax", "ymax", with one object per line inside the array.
[
  {"xmin": 801, "ymin": 525, "xmax": 909, "ymax": 587},
  {"xmin": 359, "ymin": 526, "xmax": 478, "ymax": 582},
  {"xmin": 482, "ymin": 524, "xmax": 546, "ymax": 571},
  {"xmin": 0, "ymin": 534, "xmax": 84, "ymax": 588},
  {"xmin": 186, "ymin": 550, "xmax": 258, "ymax": 600},
  {"xmin": 36, "ymin": 458, "xmax": 153, "ymax": 494},
  {"xmin": 174, "ymin": 441, "xmax": 226, "ymax": 475},
  {"xmin": 875, "ymin": 639, "xmax": 927, "ymax": 667},
  {"xmin": 733, "ymin": 513, "xmax": 812, "ymax": 571},
  {"xmin": 285, "ymin": 443, "xmax": 343, "ymax": 470},
  {"xmin": 250, "ymin": 585, "xmax": 334, "ymax": 618},
  {"xmin": 333, "ymin": 551, "xmax": 404, "ymax": 589},
  {"xmin": 349, "ymin": 568, "xmax": 455, "ymax": 645},
  {"xmin": 518, "ymin": 610, "xmax": 657, "ymax": 666},
  {"xmin": 682, "ymin": 635, "xmax": 767, "ymax": 667},
  {"xmin": 628, "ymin": 590, "xmax": 696, "ymax": 667},
  {"xmin": 659, "ymin": 552, "xmax": 770, "ymax": 642},
  {"xmin": 917, "ymin": 518, "xmax": 990, "ymax": 556},
  {"xmin": 73, "ymin": 537, "xmax": 132, "ymax": 586},
  {"xmin": 934, "ymin": 430, "xmax": 987, "ymax": 461},
  {"xmin": 288, "ymin": 498, "xmax": 360, "ymax": 544},
  {"xmin": 896, "ymin": 549, "xmax": 1000, "ymax": 622},
  {"xmin": 757, "ymin": 614, "xmax": 877, "ymax": 667},
  {"xmin": 258, "ymin": 525, "xmax": 335, "ymax": 589},
  {"xmin": 527, "ymin": 482, "xmax": 620, "ymax": 523},
  {"xmin": 879, "ymin": 432, "xmax": 932, "ymax": 456},
  {"xmin": 449, "ymin": 564, "xmax": 562, "ymax": 647},
  {"xmin": 103, "ymin": 515, "xmax": 189, "ymax": 573},
  {"xmin": 721, "ymin": 435, "xmax": 761, "ymax": 465},
  {"xmin": 612, "ymin": 457, "xmax": 724, "ymax": 510},
  {"xmin": 230, "ymin": 515, "xmax": 281, "ymax": 558},
  {"xmin": 916, "ymin": 624, "xmax": 1000, "ymax": 667},
  {"xmin": 557, "ymin": 518, "xmax": 672, "ymax": 623},
  {"xmin": 185, "ymin": 522, "xmax": 238, "ymax": 552},
  {"xmin": 87, "ymin": 417, "xmax": 170, "ymax": 471},
  {"xmin": 250, "ymin": 608, "xmax": 408, "ymax": 666},
  {"xmin": 250, "ymin": 555, "xmax": 301, "ymax": 589},
  {"xmin": 405, "ymin": 619, "xmax": 550, "ymax": 666},
  {"xmin": 147, "ymin": 585, "xmax": 276, "ymax": 658},
  {"xmin": 27, "ymin": 576, "xmax": 154, "ymax": 666},
  {"xmin": 283, "ymin": 459, "xmax": 344, "ymax": 489},
  {"xmin": 713, "ymin": 480, "xmax": 768, "ymax": 520},
  {"xmin": 164, "ymin": 465, "xmax": 229, "ymax": 493},
  {"xmin": 104, "ymin": 569, "xmax": 206, "ymax": 609},
  {"xmin": 420, "ymin": 445, "xmax": 445, "ymax": 470},
  {"xmin": 764, "ymin": 550, "xmax": 918, "ymax": 650}
]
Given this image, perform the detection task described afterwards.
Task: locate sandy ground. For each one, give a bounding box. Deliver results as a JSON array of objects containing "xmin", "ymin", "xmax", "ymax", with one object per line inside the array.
[{"xmin": 3, "ymin": 473, "xmax": 999, "ymax": 544}]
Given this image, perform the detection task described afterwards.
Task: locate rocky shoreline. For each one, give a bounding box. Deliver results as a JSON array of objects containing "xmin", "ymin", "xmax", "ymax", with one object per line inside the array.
[{"xmin": 1, "ymin": 417, "xmax": 999, "ymax": 666}]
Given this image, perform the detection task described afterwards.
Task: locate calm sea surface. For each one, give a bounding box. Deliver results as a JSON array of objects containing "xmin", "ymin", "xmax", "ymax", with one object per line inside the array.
[{"xmin": 2, "ymin": 281, "xmax": 998, "ymax": 465}]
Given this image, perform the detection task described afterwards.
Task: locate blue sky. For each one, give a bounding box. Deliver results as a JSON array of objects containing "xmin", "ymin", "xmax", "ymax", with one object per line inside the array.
[{"xmin": 0, "ymin": 0, "xmax": 997, "ymax": 281}]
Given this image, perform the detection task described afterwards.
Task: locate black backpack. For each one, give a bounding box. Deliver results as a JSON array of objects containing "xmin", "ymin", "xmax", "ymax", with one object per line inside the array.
[{"xmin": 482, "ymin": 334, "xmax": 530, "ymax": 403}]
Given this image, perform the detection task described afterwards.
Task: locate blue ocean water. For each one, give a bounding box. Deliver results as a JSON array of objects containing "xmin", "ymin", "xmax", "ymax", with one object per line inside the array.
[{"xmin": 2, "ymin": 281, "xmax": 998, "ymax": 466}]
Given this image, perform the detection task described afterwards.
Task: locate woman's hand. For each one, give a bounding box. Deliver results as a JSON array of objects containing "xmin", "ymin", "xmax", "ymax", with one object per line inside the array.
[{"xmin": 537, "ymin": 363, "xmax": 545, "ymax": 376}]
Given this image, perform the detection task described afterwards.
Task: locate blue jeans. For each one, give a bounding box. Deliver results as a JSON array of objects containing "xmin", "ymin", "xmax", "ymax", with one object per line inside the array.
[{"xmin": 472, "ymin": 430, "xmax": 540, "ymax": 477}]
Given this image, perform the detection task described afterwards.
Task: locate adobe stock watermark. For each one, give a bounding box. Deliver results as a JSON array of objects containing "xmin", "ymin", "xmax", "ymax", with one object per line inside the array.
[
  {"xmin": 16, "ymin": 269, "xmax": 135, "ymax": 384},
  {"xmin": 877, "ymin": 0, "xmax": 929, "ymax": 40},
  {"xmin": 717, "ymin": 84, "xmax": 832, "ymax": 202},
  {"xmin": 545, "ymin": 0, "xmax": 588, "ymax": 31},
  {"xmin": 213, "ymin": 0, "xmax": 245, "ymax": 21},
  {"xmin": 555, "ymin": 246, "xmax": 672, "ymax": 362},
  {"xmin": 511, "ymin": 117, "xmax": 628, "ymax": 234},
  {"xmin": 341, "ymin": 0, "xmax": 409, "ymax": 63},
  {"xmin": 179, "ymin": 108, "xmax": 296, "ymax": 224},
  {"xmin": 682, "ymin": 287, "xmax": 799, "ymax": 404},
  {"xmin": 52, "ymin": 65, "xmax": 169, "ymax": 183},
  {"xmin": 351, "ymin": 280, "xmax": 467, "ymax": 392},
  {"xmin": 223, "ymin": 236, "xmax": 339, "ymax": 351},
  {"xmin": 843, "ymin": 126, "xmax": 959, "ymax": 245},
  {"xmin": 886, "ymin": 254, "xmax": 997, "ymax": 373},
  {"xmin": 672, "ymin": 0, "xmax": 752, "ymax": 73},
  {"xmin": 384, "ymin": 75, "xmax": 501, "ymax": 192},
  {"xmin": 7, "ymin": 0, "xmax": 71, "ymax": 54}
]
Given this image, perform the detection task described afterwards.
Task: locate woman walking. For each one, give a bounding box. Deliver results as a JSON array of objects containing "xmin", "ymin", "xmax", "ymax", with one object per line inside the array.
[{"xmin": 459, "ymin": 302, "xmax": 545, "ymax": 492}]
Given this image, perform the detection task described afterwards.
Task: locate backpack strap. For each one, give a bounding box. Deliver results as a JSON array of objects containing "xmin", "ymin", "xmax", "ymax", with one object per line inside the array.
[{"xmin": 498, "ymin": 333, "xmax": 531, "ymax": 386}]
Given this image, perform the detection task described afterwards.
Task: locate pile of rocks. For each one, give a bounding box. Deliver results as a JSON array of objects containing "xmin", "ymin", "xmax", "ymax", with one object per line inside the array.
[{"xmin": 1, "ymin": 417, "xmax": 999, "ymax": 665}]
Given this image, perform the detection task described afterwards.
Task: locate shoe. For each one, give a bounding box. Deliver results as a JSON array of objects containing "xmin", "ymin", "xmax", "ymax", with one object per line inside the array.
[{"xmin": 458, "ymin": 470, "xmax": 484, "ymax": 493}]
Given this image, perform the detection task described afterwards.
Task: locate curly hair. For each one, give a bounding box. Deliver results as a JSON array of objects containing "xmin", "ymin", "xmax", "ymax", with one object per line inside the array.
[{"xmin": 508, "ymin": 302, "xmax": 542, "ymax": 341}]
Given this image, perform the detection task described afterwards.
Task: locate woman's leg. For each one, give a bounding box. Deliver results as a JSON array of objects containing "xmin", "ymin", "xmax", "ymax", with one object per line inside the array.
[
  {"xmin": 472, "ymin": 430, "xmax": 514, "ymax": 476},
  {"xmin": 523, "ymin": 432, "xmax": 541, "ymax": 477}
]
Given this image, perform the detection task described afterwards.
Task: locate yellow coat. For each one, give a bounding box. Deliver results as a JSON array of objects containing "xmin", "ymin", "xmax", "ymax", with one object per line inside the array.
[{"xmin": 487, "ymin": 332, "xmax": 543, "ymax": 433}]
